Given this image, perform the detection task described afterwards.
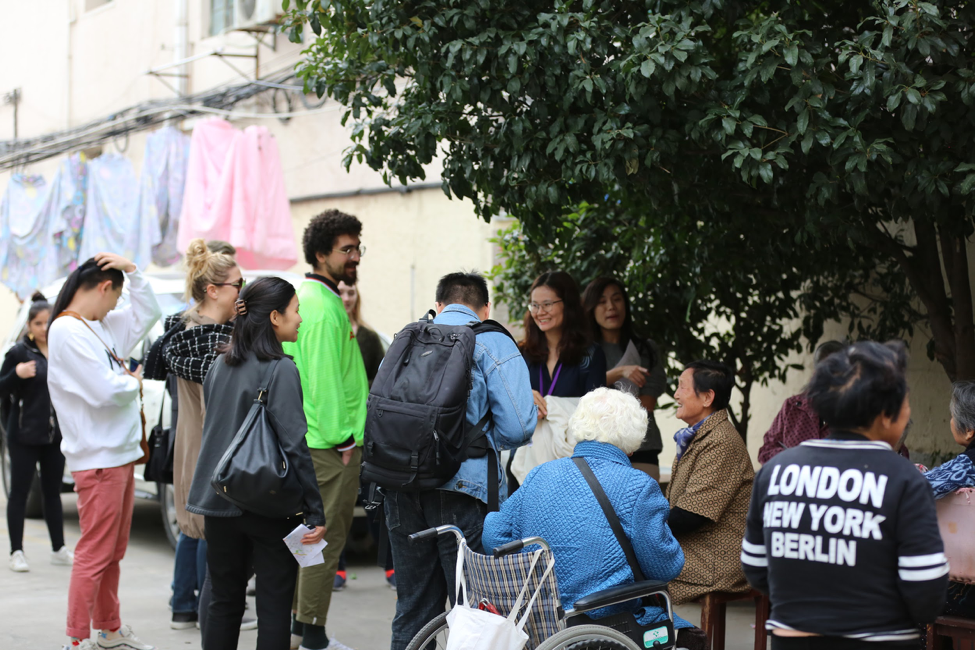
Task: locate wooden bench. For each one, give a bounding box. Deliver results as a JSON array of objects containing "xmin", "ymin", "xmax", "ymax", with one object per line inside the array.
[
  {"xmin": 927, "ymin": 616, "xmax": 975, "ymax": 650},
  {"xmin": 697, "ymin": 589, "xmax": 770, "ymax": 650}
]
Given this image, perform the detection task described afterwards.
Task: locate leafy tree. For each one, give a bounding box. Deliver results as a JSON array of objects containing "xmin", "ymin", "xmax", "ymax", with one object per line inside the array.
[
  {"xmin": 281, "ymin": 0, "xmax": 975, "ymax": 432},
  {"xmin": 488, "ymin": 200, "xmax": 919, "ymax": 437}
]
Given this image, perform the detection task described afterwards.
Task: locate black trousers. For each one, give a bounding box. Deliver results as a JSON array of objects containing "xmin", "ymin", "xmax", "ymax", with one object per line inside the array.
[
  {"xmin": 6, "ymin": 435, "xmax": 65, "ymax": 553},
  {"xmin": 204, "ymin": 512, "xmax": 299, "ymax": 650}
]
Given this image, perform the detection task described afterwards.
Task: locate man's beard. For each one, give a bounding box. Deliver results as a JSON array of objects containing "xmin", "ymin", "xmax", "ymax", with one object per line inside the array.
[{"xmin": 327, "ymin": 259, "xmax": 358, "ymax": 284}]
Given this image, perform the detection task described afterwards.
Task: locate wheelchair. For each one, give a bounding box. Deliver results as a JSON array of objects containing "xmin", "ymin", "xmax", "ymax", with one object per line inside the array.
[{"xmin": 405, "ymin": 525, "xmax": 677, "ymax": 650}]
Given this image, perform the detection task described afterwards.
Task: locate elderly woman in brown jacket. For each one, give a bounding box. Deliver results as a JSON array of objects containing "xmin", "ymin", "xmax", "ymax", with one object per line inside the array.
[{"xmin": 666, "ymin": 360, "xmax": 754, "ymax": 604}]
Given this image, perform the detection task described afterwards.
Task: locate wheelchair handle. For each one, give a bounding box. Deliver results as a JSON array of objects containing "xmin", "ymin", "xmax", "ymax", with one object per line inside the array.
[
  {"xmin": 493, "ymin": 536, "xmax": 552, "ymax": 557},
  {"xmin": 493, "ymin": 540, "xmax": 525, "ymax": 557},
  {"xmin": 409, "ymin": 525, "xmax": 464, "ymax": 544}
]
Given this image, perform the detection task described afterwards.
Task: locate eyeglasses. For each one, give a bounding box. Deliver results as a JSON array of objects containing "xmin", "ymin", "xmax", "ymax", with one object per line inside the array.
[
  {"xmin": 529, "ymin": 300, "xmax": 563, "ymax": 314},
  {"xmin": 214, "ymin": 279, "xmax": 246, "ymax": 290},
  {"xmin": 337, "ymin": 245, "xmax": 366, "ymax": 258}
]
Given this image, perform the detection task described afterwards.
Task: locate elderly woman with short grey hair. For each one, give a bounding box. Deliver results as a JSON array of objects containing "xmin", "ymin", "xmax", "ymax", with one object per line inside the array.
[
  {"xmin": 482, "ymin": 388, "xmax": 707, "ymax": 650},
  {"xmin": 925, "ymin": 380, "xmax": 975, "ymax": 498}
]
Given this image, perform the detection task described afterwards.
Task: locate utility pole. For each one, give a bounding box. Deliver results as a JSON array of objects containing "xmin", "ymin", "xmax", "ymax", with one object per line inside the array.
[{"xmin": 3, "ymin": 88, "xmax": 21, "ymax": 139}]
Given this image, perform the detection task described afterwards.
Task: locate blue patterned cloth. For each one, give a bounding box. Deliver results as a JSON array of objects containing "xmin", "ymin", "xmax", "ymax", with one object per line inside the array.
[
  {"xmin": 925, "ymin": 450, "xmax": 975, "ymax": 499},
  {"xmin": 483, "ymin": 440, "xmax": 692, "ymax": 629},
  {"xmin": 673, "ymin": 415, "xmax": 709, "ymax": 461}
]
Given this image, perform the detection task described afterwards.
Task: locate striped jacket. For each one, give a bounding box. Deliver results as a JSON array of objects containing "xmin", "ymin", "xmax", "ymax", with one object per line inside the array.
[{"xmin": 741, "ymin": 432, "xmax": 948, "ymax": 643}]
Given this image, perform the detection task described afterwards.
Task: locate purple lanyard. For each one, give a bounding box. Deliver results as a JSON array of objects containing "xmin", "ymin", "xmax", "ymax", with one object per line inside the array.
[{"xmin": 540, "ymin": 363, "xmax": 563, "ymax": 397}]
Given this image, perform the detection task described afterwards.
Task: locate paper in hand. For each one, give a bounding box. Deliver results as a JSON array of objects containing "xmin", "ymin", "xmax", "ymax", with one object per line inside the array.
[{"xmin": 283, "ymin": 524, "xmax": 328, "ymax": 568}]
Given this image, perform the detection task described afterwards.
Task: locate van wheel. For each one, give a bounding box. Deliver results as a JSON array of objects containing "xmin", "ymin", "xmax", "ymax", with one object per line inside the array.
[{"xmin": 159, "ymin": 483, "xmax": 179, "ymax": 550}]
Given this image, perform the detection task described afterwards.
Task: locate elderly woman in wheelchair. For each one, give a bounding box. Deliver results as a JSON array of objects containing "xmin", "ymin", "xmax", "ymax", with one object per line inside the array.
[{"xmin": 477, "ymin": 388, "xmax": 707, "ymax": 650}]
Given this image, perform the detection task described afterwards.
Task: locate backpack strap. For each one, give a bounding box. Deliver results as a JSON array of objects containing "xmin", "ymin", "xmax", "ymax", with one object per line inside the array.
[
  {"xmin": 572, "ymin": 457, "xmax": 646, "ymax": 582},
  {"xmin": 468, "ymin": 319, "xmax": 517, "ymax": 344},
  {"xmin": 461, "ymin": 413, "xmax": 499, "ymax": 512}
]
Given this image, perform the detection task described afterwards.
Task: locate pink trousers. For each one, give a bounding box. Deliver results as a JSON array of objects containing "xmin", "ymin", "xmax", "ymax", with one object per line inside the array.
[{"xmin": 66, "ymin": 463, "xmax": 135, "ymax": 639}]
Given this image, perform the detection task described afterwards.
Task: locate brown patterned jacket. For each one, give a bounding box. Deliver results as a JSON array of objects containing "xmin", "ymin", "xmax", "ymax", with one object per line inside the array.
[{"xmin": 666, "ymin": 409, "xmax": 755, "ymax": 604}]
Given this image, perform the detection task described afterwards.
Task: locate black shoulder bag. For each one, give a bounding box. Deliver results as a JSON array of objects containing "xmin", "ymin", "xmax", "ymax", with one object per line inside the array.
[
  {"xmin": 210, "ymin": 360, "xmax": 304, "ymax": 518},
  {"xmin": 144, "ymin": 383, "xmax": 174, "ymax": 484}
]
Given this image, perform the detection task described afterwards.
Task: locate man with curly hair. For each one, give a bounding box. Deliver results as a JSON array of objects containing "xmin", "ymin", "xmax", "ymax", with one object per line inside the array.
[{"xmin": 282, "ymin": 209, "xmax": 368, "ymax": 650}]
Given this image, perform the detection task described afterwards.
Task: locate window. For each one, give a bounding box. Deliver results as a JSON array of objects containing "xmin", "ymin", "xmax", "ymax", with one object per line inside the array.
[{"xmin": 210, "ymin": 0, "xmax": 235, "ymax": 35}]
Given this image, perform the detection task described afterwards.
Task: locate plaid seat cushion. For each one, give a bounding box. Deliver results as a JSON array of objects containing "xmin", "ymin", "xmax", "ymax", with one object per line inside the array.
[{"xmin": 461, "ymin": 543, "xmax": 565, "ymax": 650}]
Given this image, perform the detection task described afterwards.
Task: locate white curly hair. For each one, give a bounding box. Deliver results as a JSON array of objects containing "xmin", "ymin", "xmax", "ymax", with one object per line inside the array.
[{"xmin": 568, "ymin": 387, "xmax": 648, "ymax": 455}]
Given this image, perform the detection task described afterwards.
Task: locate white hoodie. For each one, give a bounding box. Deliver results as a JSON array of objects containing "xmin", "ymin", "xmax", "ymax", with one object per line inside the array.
[{"xmin": 48, "ymin": 269, "xmax": 162, "ymax": 472}]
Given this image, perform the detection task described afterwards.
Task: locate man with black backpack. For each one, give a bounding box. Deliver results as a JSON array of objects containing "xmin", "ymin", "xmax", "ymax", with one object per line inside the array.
[{"xmin": 363, "ymin": 272, "xmax": 537, "ymax": 650}]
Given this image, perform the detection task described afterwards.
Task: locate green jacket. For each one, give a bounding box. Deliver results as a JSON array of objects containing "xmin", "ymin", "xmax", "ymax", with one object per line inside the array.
[{"xmin": 282, "ymin": 276, "xmax": 368, "ymax": 449}]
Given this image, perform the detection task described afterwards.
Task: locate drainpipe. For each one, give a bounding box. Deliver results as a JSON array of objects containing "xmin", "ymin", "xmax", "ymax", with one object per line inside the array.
[
  {"xmin": 175, "ymin": 0, "xmax": 188, "ymax": 96},
  {"xmin": 66, "ymin": 1, "xmax": 74, "ymax": 128}
]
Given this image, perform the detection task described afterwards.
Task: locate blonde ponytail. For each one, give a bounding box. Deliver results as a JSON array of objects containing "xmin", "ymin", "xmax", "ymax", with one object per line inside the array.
[{"xmin": 183, "ymin": 238, "xmax": 237, "ymax": 304}]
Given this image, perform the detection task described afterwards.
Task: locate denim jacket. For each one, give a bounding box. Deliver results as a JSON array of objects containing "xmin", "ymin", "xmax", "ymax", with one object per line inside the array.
[{"xmin": 435, "ymin": 304, "xmax": 538, "ymax": 504}]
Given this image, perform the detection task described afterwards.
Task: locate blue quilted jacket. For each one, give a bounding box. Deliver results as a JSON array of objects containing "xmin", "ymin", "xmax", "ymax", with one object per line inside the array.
[{"xmin": 483, "ymin": 440, "xmax": 692, "ymax": 629}]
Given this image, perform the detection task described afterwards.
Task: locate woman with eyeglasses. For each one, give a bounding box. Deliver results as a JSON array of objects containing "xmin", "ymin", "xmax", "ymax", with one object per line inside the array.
[
  {"xmin": 162, "ymin": 239, "xmax": 241, "ymax": 630},
  {"xmin": 520, "ymin": 271, "xmax": 606, "ymax": 417}
]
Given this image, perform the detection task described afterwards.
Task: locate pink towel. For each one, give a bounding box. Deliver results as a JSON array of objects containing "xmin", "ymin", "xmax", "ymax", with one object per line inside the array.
[{"xmin": 177, "ymin": 118, "xmax": 297, "ymax": 269}]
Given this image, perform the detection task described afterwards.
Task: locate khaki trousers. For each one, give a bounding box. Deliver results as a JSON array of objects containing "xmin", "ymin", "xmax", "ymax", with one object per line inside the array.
[{"xmin": 293, "ymin": 446, "xmax": 361, "ymax": 626}]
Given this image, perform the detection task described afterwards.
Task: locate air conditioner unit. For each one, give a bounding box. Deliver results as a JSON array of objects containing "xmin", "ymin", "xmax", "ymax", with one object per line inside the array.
[{"xmin": 233, "ymin": 0, "xmax": 280, "ymax": 30}]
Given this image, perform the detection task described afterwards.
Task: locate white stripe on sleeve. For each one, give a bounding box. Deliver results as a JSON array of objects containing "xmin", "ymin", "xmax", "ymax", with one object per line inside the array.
[
  {"xmin": 742, "ymin": 540, "xmax": 766, "ymax": 555},
  {"xmin": 741, "ymin": 551, "xmax": 768, "ymax": 567},
  {"xmin": 898, "ymin": 552, "xmax": 948, "ymax": 567},
  {"xmin": 898, "ymin": 564, "xmax": 950, "ymax": 582}
]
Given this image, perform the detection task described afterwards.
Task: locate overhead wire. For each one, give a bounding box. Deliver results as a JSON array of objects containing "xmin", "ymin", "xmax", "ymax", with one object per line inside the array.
[{"xmin": 0, "ymin": 63, "xmax": 327, "ymax": 171}]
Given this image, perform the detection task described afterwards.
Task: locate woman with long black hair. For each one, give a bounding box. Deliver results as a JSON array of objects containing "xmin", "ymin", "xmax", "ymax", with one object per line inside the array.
[
  {"xmin": 187, "ymin": 276, "xmax": 326, "ymax": 650},
  {"xmin": 582, "ymin": 277, "xmax": 667, "ymax": 480},
  {"xmin": 1, "ymin": 292, "xmax": 71, "ymax": 573}
]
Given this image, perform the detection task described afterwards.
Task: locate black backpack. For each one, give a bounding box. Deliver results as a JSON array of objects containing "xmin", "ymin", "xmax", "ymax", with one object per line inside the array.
[{"xmin": 361, "ymin": 311, "xmax": 514, "ymax": 509}]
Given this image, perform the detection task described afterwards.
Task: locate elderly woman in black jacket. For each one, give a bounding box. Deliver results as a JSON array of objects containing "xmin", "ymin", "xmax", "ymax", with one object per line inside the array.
[
  {"xmin": 0, "ymin": 293, "xmax": 71, "ymax": 572},
  {"xmin": 187, "ymin": 277, "xmax": 326, "ymax": 650}
]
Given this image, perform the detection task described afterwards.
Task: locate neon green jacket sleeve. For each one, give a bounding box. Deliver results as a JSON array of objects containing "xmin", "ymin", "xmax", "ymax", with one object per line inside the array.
[{"xmin": 282, "ymin": 283, "xmax": 368, "ymax": 449}]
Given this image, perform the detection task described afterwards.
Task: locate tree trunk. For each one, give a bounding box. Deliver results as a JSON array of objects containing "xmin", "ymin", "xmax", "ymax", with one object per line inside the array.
[
  {"xmin": 939, "ymin": 227, "xmax": 975, "ymax": 381},
  {"xmin": 879, "ymin": 220, "xmax": 964, "ymax": 381}
]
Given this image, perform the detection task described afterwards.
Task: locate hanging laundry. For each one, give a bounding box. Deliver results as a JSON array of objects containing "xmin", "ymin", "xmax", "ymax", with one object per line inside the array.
[
  {"xmin": 140, "ymin": 126, "xmax": 190, "ymax": 267},
  {"xmin": 79, "ymin": 153, "xmax": 160, "ymax": 270},
  {"xmin": 177, "ymin": 117, "xmax": 297, "ymax": 269},
  {"xmin": 50, "ymin": 153, "xmax": 88, "ymax": 277},
  {"xmin": 0, "ymin": 175, "xmax": 58, "ymax": 299},
  {"xmin": 0, "ymin": 154, "xmax": 88, "ymax": 299}
]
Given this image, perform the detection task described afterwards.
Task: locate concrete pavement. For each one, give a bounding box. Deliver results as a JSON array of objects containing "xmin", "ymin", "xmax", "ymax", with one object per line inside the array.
[{"xmin": 0, "ymin": 491, "xmax": 764, "ymax": 649}]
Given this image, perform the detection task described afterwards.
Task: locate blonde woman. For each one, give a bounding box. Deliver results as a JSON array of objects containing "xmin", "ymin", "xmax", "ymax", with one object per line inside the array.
[{"xmin": 163, "ymin": 239, "xmax": 241, "ymax": 630}]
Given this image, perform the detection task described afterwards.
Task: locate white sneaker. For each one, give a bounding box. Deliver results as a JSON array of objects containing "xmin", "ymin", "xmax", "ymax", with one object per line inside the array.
[
  {"xmin": 62, "ymin": 640, "xmax": 97, "ymax": 650},
  {"xmin": 96, "ymin": 625, "xmax": 155, "ymax": 650},
  {"xmin": 240, "ymin": 617, "xmax": 258, "ymax": 631},
  {"xmin": 300, "ymin": 641, "xmax": 356, "ymax": 650},
  {"xmin": 9, "ymin": 550, "xmax": 29, "ymax": 572},
  {"xmin": 327, "ymin": 639, "xmax": 356, "ymax": 650},
  {"xmin": 52, "ymin": 546, "xmax": 74, "ymax": 566}
]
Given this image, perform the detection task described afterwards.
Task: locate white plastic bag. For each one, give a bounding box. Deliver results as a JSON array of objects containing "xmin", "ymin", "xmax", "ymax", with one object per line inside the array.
[{"xmin": 445, "ymin": 540, "xmax": 554, "ymax": 650}]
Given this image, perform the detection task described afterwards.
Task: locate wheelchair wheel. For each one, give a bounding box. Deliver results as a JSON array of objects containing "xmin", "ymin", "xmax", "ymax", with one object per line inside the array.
[
  {"xmin": 404, "ymin": 612, "xmax": 449, "ymax": 650},
  {"xmin": 537, "ymin": 624, "xmax": 642, "ymax": 650}
]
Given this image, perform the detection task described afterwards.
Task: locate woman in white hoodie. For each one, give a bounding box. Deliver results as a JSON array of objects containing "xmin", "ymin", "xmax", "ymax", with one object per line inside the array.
[{"xmin": 47, "ymin": 253, "xmax": 161, "ymax": 650}]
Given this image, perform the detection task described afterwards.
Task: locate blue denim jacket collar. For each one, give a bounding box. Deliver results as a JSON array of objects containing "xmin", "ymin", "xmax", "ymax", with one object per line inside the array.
[{"xmin": 434, "ymin": 304, "xmax": 537, "ymax": 505}]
